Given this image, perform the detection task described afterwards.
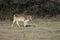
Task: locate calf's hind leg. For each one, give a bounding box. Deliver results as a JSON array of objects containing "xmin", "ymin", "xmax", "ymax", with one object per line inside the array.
[
  {"xmin": 11, "ymin": 19, "xmax": 16, "ymax": 27},
  {"xmin": 16, "ymin": 21, "xmax": 20, "ymax": 27}
]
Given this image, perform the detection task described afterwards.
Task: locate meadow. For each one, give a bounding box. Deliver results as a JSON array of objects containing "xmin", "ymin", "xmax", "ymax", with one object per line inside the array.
[{"xmin": 0, "ymin": 18, "xmax": 60, "ymax": 40}]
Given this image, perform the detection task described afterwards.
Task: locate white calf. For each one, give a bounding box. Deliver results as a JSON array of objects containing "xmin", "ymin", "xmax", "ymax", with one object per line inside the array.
[{"xmin": 12, "ymin": 14, "xmax": 32, "ymax": 27}]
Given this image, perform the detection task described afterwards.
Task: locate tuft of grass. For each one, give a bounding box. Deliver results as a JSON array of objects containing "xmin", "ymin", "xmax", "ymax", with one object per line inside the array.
[
  {"xmin": 48, "ymin": 30, "xmax": 60, "ymax": 34},
  {"xmin": 55, "ymin": 30, "xmax": 60, "ymax": 33},
  {"xmin": 54, "ymin": 30, "xmax": 60, "ymax": 33}
]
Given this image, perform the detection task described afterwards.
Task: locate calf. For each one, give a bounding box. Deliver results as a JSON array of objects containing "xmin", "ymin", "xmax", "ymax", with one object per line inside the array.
[{"xmin": 12, "ymin": 14, "xmax": 32, "ymax": 27}]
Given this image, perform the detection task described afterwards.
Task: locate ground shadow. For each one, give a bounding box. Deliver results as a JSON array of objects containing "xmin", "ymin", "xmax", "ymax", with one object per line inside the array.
[
  {"xmin": 26, "ymin": 25, "xmax": 32, "ymax": 27},
  {"xmin": 20, "ymin": 25, "xmax": 35, "ymax": 27}
]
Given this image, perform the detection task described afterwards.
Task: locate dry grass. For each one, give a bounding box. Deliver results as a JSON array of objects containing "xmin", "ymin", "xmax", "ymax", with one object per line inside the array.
[{"xmin": 0, "ymin": 18, "xmax": 60, "ymax": 40}]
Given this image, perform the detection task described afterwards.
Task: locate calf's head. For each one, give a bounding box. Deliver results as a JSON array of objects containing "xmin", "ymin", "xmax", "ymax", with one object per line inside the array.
[{"xmin": 27, "ymin": 15, "xmax": 32, "ymax": 21}]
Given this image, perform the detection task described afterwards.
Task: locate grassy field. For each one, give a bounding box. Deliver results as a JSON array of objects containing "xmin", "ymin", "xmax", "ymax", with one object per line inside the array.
[{"xmin": 0, "ymin": 18, "xmax": 60, "ymax": 40}]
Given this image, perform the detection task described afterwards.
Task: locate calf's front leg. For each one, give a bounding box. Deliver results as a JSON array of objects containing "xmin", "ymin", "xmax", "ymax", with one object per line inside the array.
[{"xmin": 24, "ymin": 20, "xmax": 29, "ymax": 27}]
